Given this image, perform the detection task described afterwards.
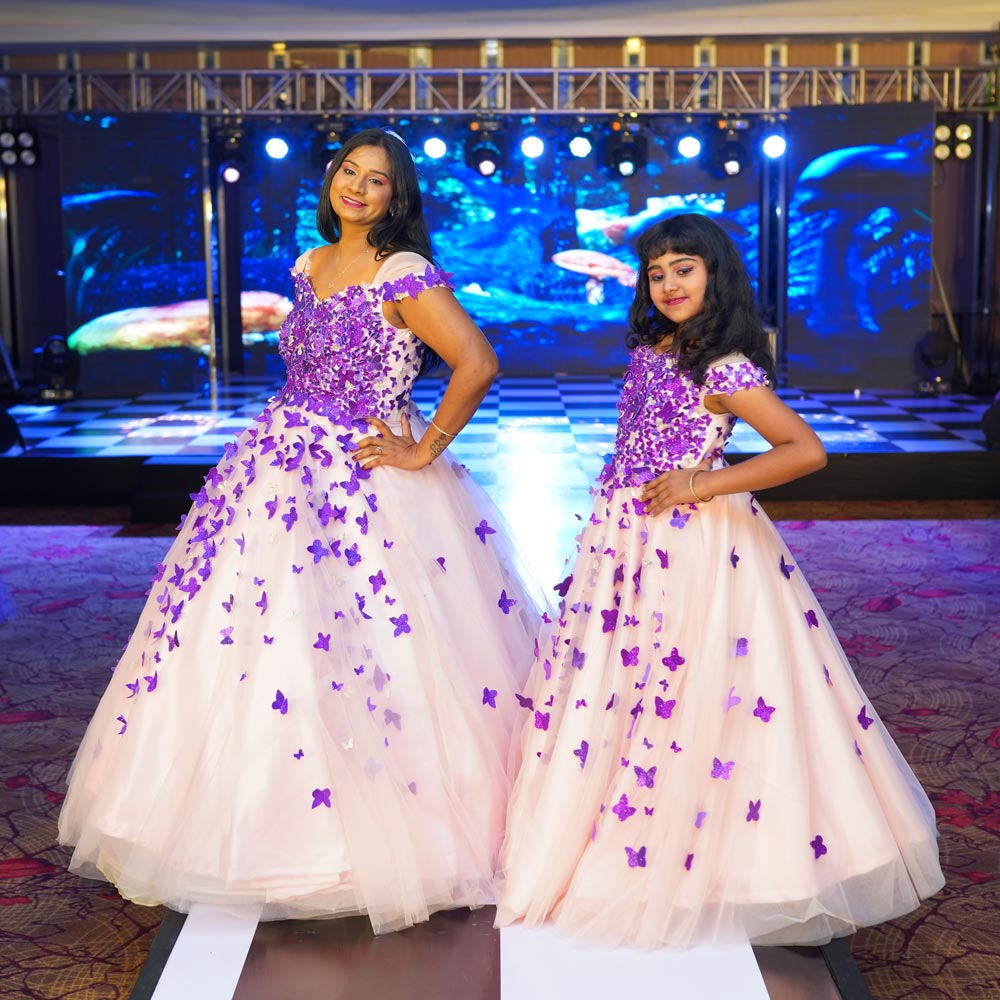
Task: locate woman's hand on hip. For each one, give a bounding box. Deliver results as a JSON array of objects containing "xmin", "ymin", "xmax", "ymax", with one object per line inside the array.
[{"xmin": 353, "ymin": 415, "xmax": 427, "ymax": 472}]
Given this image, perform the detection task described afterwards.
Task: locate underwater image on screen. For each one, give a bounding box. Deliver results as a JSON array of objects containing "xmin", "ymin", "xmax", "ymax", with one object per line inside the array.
[
  {"xmin": 231, "ymin": 117, "xmax": 761, "ymax": 376},
  {"xmin": 784, "ymin": 102, "xmax": 933, "ymax": 388},
  {"xmin": 59, "ymin": 114, "xmax": 764, "ymax": 388},
  {"xmin": 60, "ymin": 112, "xmax": 212, "ymax": 391}
]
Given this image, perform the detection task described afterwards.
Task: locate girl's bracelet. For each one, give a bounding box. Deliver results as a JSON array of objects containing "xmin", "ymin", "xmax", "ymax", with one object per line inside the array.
[
  {"xmin": 430, "ymin": 417, "xmax": 457, "ymax": 438},
  {"xmin": 689, "ymin": 470, "xmax": 715, "ymax": 504}
]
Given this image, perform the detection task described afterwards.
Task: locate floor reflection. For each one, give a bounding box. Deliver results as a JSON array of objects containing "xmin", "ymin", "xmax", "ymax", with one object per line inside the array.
[
  {"xmin": 232, "ymin": 907, "xmax": 499, "ymax": 1000},
  {"xmin": 230, "ymin": 905, "xmax": 848, "ymax": 1000}
]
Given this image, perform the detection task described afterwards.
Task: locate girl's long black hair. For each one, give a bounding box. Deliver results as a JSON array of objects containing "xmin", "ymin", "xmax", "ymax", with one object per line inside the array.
[
  {"xmin": 316, "ymin": 128, "xmax": 441, "ymax": 374},
  {"xmin": 626, "ymin": 213, "xmax": 775, "ymax": 387}
]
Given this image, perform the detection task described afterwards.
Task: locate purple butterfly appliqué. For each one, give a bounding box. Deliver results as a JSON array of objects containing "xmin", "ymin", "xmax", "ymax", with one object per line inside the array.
[
  {"xmin": 669, "ymin": 508, "xmax": 690, "ymax": 529},
  {"xmin": 498, "ymin": 589, "xmax": 517, "ymax": 615},
  {"xmin": 662, "ymin": 647, "xmax": 685, "ymax": 671},
  {"xmin": 601, "ymin": 608, "xmax": 619, "ymax": 633},
  {"xmin": 811, "ymin": 835, "xmax": 828, "ymax": 859},
  {"xmin": 534, "ymin": 710, "xmax": 550, "ymax": 731},
  {"xmin": 730, "ymin": 546, "xmax": 739, "ymax": 568},
  {"xmin": 735, "ymin": 637, "xmax": 749, "ymax": 657},
  {"xmin": 711, "ymin": 758, "xmax": 734, "ymax": 780},
  {"xmin": 620, "ymin": 645, "xmax": 639, "ymax": 667},
  {"xmin": 634, "ymin": 765, "xmax": 656, "ymax": 788},
  {"xmin": 482, "ymin": 687, "xmax": 498, "ymax": 709},
  {"xmin": 654, "ymin": 548, "xmax": 669, "ymax": 569},
  {"xmin": 389, "ymin": 614, "xmax": 411, "ymax": 637},
  {"xmin": 857, "ymin": 705, "xmax": 874, "ymax": 730},
  {"xmin": 571, "ymin": 647, "xmax": 585, "ymax": 669},
  {"xmin": 746, "ymin": 799, "xmax": 761, "ymax": 822},
  {"xmin": 754, "ymin": 696, "xmax": 776, "ymax": 723},
  {"xmin": 625, "ymin": 845, "xmax": 647, "ymax": 869},
  {"xmin": 314, "ymin": 632, "xmax": 331, "ymax": 651},
  {"xmin": 515, "ymin": 693, "xmax": 534, "ymax": 710},
  {"xmin": 654, "ymin": 696, "xmax": 676, "ymax": 719},
  {"xmin": 574, "ymin": 740, "xmax": 589, "ymax": 769},
  {"xmin": 311, "ymin": 788, "xmax": 332, "ymax": 809},
  {"xmin": 804, "ymin": 609, "xmax": 820, "ymax": 628},
  {"xmin": 272, "ymin": 689, "xmax": 289, "ymax": 715},
  {"xmin": 553, "ymin": 574, "xmax": 573, "ymax": 597},
  {"xmin": 474, "ymin": 519, "xmax": 496, "ymax": 544},
  {"xmin": 780, "ymin": 553, "xmax": 796, "ymax": 579},
  {"xmin": 612, "ymin": 793, "xmax": 636, "ymax": 821}
]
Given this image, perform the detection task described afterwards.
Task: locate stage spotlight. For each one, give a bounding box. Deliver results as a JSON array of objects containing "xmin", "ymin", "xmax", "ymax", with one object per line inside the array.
[
  {"xmin": 954, "ymin": 123, "xmax": 973, "ymax": 160},
  {"xmin": 721, "ymin": 142, "xmax": 744, "ymax": 176},
  {"xmin": 607, "ymin": 132, "xmax": 648, "ymax": 178},
  {"xmin": 465, "ymin": 120, "xmax": 506, "ymax": 177},
  {"xmin": 677, "ymin": 135, "xmax": 702, "ymax": 159},
  {"xmin": 569, "ymin": 134, "xmax": 593, "ymax": 158},
  {"xmin": 934, "ymin": 143, "xmax": 952, "ymax": 161},
  {"xmin": 33, "ymin": 335, "xmax": 81, "ymax": 402},
  {"xmin": 264, "ymin": 135, "xmax": 290, "ymax": 160},
  {"xmin": 423, "ymin": 136, "xmax": 448, "ymax": 160},
  {"xmin": 220, "ymin": 161, "xmax": 242, "ymax": 184},
  {"xmin": 0, "ymin": 123, "xmax": 39, "ymax": 168},
  {"xmin": 762, "ymin": 134, "xmax": 786, "ymax": 159},
  {"xmin": 933, "ymin": 124, "xmax": 952, "ymax": 142},
  {"xmin": 520, "ymin": 134, "xmax": 545, "ymax": 159}
]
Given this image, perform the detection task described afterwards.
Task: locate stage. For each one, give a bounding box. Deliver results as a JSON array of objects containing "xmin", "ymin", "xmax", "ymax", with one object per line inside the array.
[{"xmin": 1, "ymin": 376, "xmax": 996, "ymax": 532}]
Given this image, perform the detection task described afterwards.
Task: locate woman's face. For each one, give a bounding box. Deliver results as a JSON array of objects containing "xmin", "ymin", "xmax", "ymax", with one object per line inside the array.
[
  {"xmin": 646, "ymin": 251, "xmax": 709, "ymax": 327},
  {"xmin": 328, "ymin": 144, "xmax": 394, "ymax": 230}
]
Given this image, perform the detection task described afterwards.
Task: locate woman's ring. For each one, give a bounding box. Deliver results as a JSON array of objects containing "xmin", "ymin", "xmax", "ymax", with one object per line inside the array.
[{"xmin": 376, "ymin": 446, "xmax": 383, "ymax": 456}]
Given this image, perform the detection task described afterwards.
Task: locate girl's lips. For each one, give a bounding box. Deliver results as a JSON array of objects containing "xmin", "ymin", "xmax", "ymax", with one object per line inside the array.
[
  {"xmin": 341, "ymin": 196, "xmax": 365, "ymax": 208},
  {"xmin": 665, "ymin": 297, "xmax": 687, "ymax": 306}
]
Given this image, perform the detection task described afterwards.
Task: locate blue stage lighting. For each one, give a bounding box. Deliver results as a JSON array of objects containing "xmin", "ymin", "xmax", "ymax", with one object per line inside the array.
[
  {"xmin": 520, "ymin": 135, "xmax": 545, "ymax": 159},
  {"xmin": 677, "ymin": 135, "xmax": 702, "ymax": 159},
  {"xmin": 220, "ymin": 161, "xmax": 242, "ymax": 184},
  {"xmin": 423, "ymin": 136, "xmax": 448, "ymax": 159},
  {"xmin": 568, "ymin": 135, "xmax": 593, "ymax": 158},
  {"xmin": 264, "ymin": 136, "xmax": 290, "ymax": 160},
  {"xmin": 762, "ymin": 134, "xmax": 787, "ymax": 159}
]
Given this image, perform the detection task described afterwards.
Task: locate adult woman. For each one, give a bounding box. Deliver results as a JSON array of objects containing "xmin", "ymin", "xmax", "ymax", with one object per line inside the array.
[{"xmin": 59, "ymin": 129, "xmax": 542, "ymax": 933}]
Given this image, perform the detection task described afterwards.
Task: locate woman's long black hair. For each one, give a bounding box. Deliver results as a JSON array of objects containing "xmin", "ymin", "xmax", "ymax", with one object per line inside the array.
[
  {"xmin": 316, "ymin": 128, "xmax": 441, "ymax": 374},
  {"xmin": 626, "ymin": 213, "xmax": 775, "ymax": 387}
]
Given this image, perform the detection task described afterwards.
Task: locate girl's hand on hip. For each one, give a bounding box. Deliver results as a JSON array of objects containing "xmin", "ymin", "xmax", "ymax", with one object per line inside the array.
[
  {"xmin": 353, "ymin": 415, "xmax": 426, "ymax": 471},
  {"xmin": 641, "ymin": 460, "xmax": 712, "ymax": 516}
]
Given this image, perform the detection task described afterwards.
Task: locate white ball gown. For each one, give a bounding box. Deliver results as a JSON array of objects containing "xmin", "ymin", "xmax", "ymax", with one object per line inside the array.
[
  {"xmin": 495, "ymin": 348, "xmax": 944, "ymax": 948},
  {"xmin": 58, "ymin": 251, "xmax": 543, "ymax": 932}
]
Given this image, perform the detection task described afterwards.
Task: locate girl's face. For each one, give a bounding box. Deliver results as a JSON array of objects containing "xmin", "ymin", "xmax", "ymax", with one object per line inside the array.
[
  {"xmin": 646, "ymin": 251, "xmax": 708, "ymax": 328},
  {"xmin": 329, "ymin": 144, "xmax": 394, "ymax": 229}
]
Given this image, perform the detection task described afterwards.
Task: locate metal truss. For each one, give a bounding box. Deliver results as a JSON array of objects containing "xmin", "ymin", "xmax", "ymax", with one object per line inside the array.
[{"xmin": 0, "ymin": 65, "xmax": 997, "ymax": 117}]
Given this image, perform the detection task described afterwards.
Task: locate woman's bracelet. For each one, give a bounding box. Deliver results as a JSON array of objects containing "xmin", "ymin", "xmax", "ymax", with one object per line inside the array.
[
  {"xmin": 689, "ymin": 470, "xmax": 715, "ymax": 504},
  {"xmin": 430, "ymin": 417, "xmax": 457, "ymax": 438}
]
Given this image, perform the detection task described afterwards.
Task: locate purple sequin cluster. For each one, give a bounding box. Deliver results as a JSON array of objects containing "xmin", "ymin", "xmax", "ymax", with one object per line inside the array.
[{"xmin": 601, "ymin": 347, "xmax": 767, "ymax": 489}]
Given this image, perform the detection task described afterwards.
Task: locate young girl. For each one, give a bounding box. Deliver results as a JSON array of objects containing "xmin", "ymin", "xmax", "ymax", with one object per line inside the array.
[{"xmin": 495, "ymin": 214, "xmax": 943, "ymax": 949}]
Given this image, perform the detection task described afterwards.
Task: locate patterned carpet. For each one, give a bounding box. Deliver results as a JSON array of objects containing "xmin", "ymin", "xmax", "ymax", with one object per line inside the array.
[{"xmin": 0, "ymin": 512, "xmax": 998, "ymax": 998}]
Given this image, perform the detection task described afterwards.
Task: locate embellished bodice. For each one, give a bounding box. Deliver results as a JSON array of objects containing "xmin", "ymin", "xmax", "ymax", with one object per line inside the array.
[
  {"xmin": 275, "ymin": 251, "xmax": 451, "ymax": 429},
  {"xmin": 602, "ymin": 347, "xmax": 767, "ymax": 489}
]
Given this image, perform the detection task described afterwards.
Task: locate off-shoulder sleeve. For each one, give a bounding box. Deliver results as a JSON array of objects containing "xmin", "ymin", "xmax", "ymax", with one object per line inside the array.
[
  {"xmin": 377, "ymin": 251, "xmax": 453, "ymax": 302},
  {"xmin": 703, "ymin": 354, "xmax": 769, "ymax": 397},
  {"xmin": 290, "ymin": 247, "xmax": 318, "ymax": 275}
]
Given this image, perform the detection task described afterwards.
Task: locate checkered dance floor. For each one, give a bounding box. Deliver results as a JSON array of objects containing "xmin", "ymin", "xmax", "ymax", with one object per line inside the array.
[{"xmin": 6, "ymin": 376, "xmax": 990, "ymax": 475}]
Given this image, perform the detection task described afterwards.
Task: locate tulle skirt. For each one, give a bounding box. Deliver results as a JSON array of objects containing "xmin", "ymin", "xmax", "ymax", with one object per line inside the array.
[
  {"xmin": 58, "ymin": 401, "xmax": 544, "ymax": 932},
  {"xmin": 495, "ymin": 485, "xmax": 943, "ymax": 948}
]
